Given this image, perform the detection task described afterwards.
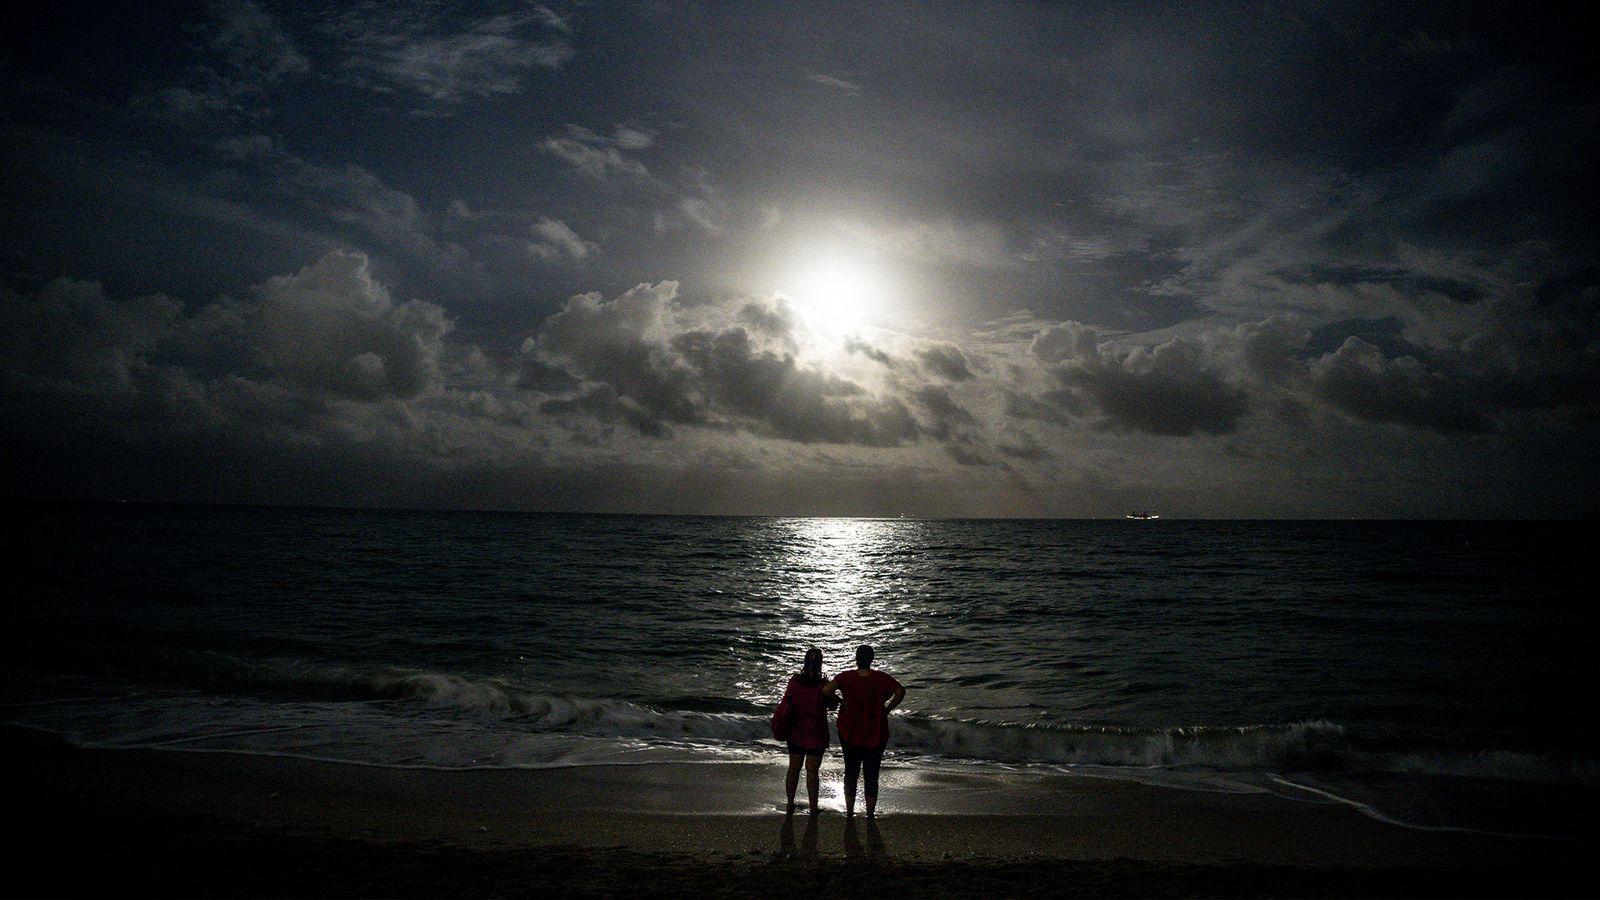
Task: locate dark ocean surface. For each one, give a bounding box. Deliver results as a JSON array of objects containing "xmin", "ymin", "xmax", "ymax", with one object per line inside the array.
[{"xmin": 5, "ymin": 504, "xmax": 1594, "ymax": 836}]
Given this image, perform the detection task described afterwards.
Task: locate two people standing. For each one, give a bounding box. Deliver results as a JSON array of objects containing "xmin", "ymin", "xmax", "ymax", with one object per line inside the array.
[{"xmin": 779, "ymin": 644, "xmax": 906, "ymax": 817}]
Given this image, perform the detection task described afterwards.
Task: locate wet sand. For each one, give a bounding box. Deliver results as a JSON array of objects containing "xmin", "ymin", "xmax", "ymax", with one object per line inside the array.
[{"xmin": 4, "ymin": 727, "xmax": 1593, "ymax": 897}]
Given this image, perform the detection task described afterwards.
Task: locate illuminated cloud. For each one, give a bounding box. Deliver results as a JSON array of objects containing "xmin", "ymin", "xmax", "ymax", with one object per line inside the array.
[
  {"xmin": 3, "ymin": 2, "xmax": 1597, "ymax": 515},
  {"xmin": 529, "ymin": 218, "xmax": 600, "ymax": 261},
  {"xmin": 333, "ymin": 4, "xmax": 574, "ymax": 106},
  {"xmin": 539, "ymin": 136, "xmax": 650, "ymax": 180}
]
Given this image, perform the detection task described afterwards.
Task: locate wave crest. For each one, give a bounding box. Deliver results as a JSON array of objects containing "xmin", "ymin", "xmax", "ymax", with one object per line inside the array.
[
  {"xmin": 895, "ymin": 716, "xmax": 1351, "ymax": 770},
  {"xmin": 119, "ymin": 652, "xmax": 1600, "ymax": 784}
]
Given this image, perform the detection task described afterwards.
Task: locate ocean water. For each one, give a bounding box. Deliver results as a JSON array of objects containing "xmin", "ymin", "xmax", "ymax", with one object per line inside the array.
[{"xmin": 5, "ymin": 504, "xmax": 1594, "ymax": 836}]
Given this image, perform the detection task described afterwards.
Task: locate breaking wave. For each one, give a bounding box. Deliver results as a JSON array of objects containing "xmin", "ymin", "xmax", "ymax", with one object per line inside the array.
[{"xmin": 82, "ymin": 651, "xmax": 1600, "ymax": 786}]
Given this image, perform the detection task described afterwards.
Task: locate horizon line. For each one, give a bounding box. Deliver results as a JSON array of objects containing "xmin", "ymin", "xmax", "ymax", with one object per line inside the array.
[{"xmin": 7, "ymin": 498, "xmax": 1589, "ymax": 523}]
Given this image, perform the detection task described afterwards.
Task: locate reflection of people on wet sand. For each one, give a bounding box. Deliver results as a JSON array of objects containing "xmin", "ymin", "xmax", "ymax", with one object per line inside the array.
[
  {"xmin": 843, "ymin": 816, "xmax": 889, "ymax": 861},
  {"xmin": 778, "ymin": 647, "xmax": 833, "ymax": 813},
  {"xmin": 865, "ymin": 817, "xmax": 886, "ymax": 859},
  {"xmin": 777, "ymin": 809, "xmax": 820, "ymax": 861},
  {"xmin": 823, "ymin": 644, "xmax": 905, "ymax": 818}
]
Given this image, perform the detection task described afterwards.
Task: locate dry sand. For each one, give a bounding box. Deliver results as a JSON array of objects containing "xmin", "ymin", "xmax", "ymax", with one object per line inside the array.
[{"xmin": 4, "ymin": 726, "xmax": 1593, "ymax": 897}]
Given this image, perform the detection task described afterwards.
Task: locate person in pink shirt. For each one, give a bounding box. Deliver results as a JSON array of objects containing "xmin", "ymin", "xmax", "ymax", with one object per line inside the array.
[
  {"xmin": 779, "ymin": 647, "xmax": 833, "ymax": 813},
  {"xmin": 824, "ymin": 644, "xmax": 906, "ymax": 818}
]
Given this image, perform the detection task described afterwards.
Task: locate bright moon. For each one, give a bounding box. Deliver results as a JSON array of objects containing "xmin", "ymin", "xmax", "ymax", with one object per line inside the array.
[{"xmin": 789, "ymin": 256, "xmax": 882, "ymax": 331}]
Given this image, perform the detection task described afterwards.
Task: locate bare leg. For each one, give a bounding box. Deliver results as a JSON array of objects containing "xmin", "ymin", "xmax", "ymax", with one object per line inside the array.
[
  {"xmin": 804, "ymin": 754, "xmax": 821, "ymax": 811},
  {"xmin": 784, "ymin": 752, "xmax": 803, "ymax": 812}
]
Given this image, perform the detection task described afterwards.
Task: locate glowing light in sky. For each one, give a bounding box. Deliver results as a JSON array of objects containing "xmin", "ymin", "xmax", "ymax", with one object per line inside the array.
[{"xmin": 787, "ymin": 253, "xmax": 886, "ymax": 333}]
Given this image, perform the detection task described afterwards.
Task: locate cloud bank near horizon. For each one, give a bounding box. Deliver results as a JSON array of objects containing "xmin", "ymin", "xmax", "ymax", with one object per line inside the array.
[{"xmin": 5, "ymin": 247, "xmax": 1594, "ymax": 516}]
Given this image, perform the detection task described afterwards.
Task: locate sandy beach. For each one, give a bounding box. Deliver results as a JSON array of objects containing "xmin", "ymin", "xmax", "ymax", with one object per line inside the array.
[{"xmin": 4, "ymin": 726, "xmax": 1592, "ymax": 898}]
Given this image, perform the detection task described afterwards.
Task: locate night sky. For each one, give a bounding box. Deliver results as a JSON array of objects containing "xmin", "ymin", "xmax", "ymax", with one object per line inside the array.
[{"xmin": 2, "ymin": 1, "xmax": 1596, "ymax": 517}]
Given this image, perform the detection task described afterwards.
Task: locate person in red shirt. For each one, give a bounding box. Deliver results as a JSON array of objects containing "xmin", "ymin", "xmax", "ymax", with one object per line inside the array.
[
  {"xmin": 823, "ymin": 644, "xmax": 906, "ymax": 818},
  {"xmin": 779, "ymin": 647, "xmax": 833, "ymax": 813}
]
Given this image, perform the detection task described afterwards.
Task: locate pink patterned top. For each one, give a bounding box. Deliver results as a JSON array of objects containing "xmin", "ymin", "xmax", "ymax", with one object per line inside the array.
[{"xmin": 784, "ymin": 675, "xmax": 830, "ymax": 751}]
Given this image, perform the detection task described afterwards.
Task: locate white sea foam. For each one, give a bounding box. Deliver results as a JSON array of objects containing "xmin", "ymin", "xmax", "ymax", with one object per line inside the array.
[{"xmin": 30, "ymin": 653, "xmax": 1593, "ymax": 787}]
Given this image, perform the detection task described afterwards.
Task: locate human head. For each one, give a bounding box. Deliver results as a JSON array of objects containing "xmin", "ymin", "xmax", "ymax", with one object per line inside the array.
[
  {"xmin": 855, "ymin": 644, "xmax": 874, "ymax": 668},
  {"xmin": 802, "ymin": 647, "xmax": 823, "ymax": 682}
]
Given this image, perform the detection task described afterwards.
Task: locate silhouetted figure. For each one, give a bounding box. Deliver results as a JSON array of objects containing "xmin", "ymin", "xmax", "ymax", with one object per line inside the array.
[
  {"xmin": 780, "ymin": 647, "xmax": 832, "ymax": 813},
  {"xmin": 824, "ymin": 644, "xmax": 905, "ymax": 818}
]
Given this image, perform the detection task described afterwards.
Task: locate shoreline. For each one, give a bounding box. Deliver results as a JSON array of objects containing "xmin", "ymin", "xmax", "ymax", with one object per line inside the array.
[{"xmin": 5, "ymin": 727, "xmax": 1595, "ymax": 897}]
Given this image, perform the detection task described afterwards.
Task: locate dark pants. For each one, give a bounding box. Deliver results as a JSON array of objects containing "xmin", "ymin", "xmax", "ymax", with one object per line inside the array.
[{"xmin": 841, "ymin": 741, "xmax": 884, "ymax": 800}]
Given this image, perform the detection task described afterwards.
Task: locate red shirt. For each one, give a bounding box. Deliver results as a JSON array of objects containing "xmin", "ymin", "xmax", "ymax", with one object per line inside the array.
[
  {"xmin": 832, "ymin": 668, "xmax": 903, "ymax": 748},
  {"xmin": 784, "ymin": 676, "xmax": 830, "ymax": 750}
]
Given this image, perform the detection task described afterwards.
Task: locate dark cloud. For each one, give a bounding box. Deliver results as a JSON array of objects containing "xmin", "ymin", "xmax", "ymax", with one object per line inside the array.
[
  {"xmin": 916, "ymin": 343, "xmax": 974, "ymax": 381},
  {"xmin": 1277, "ymin": 264, "xmax": 1484, "ymax": 305},
  {"xmin": 1029, "ymin": 323, "xmax": 1250, "ymax": 436},
  {"xmin": 532, "ymin": 282, "xmax": 703, "ymax": 431},
  {"xmin": 1015, "ymin": 313, "xmax": 1505, "ymax": 439},
  {"xmin": 210, "ymin": 135, "xmax": 449, "ymax": 264},
  {"xmin": 1304, "ymin": 317, "xmax": 1408, "ymax": 359},
  {"xmin": 734, "ymin": 296, "xmax": 802, "ymax": 346},
  {"xmin": 1307, "ymin": 337, "xmax": 1493, "ymax": 435},
  {"xmin": 1465, "ymin": 279, "xmax": 1600, "ymax": 412},
  {"xmin": 132, "ymin": 0, "xmax": 309, "ymax": 121},
  {"xmin": 512, "ymin": 352, "xmax": 579, "ymax": 394},
  {"xmin": 676, "ymin": 326, "xmax": 920, "ymax": 446},
  {"xmin": 0, "ymin": 251, "xmax": 452, "ymax": 411},
  {"xmin": 539, "ymin": 383, "xmax": 669, "ymax": 438},
  {"xmin": 909, "ymin": 384, "xmax": 988, "ymax": 466},
  {"xmin": 1230, "ymin": 315, "xmax": 1316, "ymax": 384},
  {"xmin": 531, "ymin": 283, "xmax": 925, "ymax": 447},
  {"xmin": 1534, "ymin": 266, "xmax": 1600, "ymax": 308},
  {"xmin": 1003, "ymin": 388, "xmax": 1085, "ymax": 426},
  {"xmin": 994, "ymin": 430, "xmax": 1052, "ymax": 462},
  {"xmin": 844, "ymin": 338, "xmax": 895, "ymax": 367},
  {"xmin": 210, "ymin": 0, "xmax": 309, "ymax": 82},
  {"xmin": 253, "ymin": 251, "xmax": 451, "ymax": 401},
  {"xmin": 0, "ymin": 276, "xmax": 193, "ymax": 440},
  {"xmin": 1011, "ymin": 280, "xmax": 1600, "ymax": 444},
  {"xmin": 942, "ymin": 441, "xmax": 992, "ymax": 467},
  {"xmin": 911, "ymin": 385, "xmax": 975, "ymax": 441}
]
